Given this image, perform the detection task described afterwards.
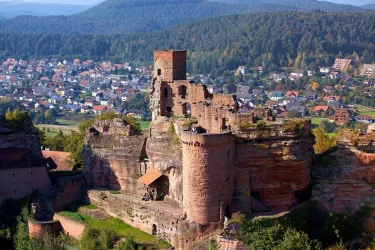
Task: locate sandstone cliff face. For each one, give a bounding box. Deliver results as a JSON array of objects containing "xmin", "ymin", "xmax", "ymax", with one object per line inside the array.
[
  {"xmin": 234, "ymin": 131, "xmax": 314, "ymax": 212},
  {"xmin": 312, "ymin": 132, "xmax": 375, "ymax": 234},
  {"xmin": 312, "ymin": 146, "xmax": 375, "ymax": 208},
  {"xmin": 83, "ymin": 131, "xmax": 147, "ymax": 193},
  {"xmin": 147, "ymin": 122, "xmax": 183, "ymax": 205}
]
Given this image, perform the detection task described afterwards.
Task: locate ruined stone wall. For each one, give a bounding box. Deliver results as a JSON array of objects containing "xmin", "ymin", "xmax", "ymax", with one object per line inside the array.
[
  {"xmin": 181, "ymin": 131, "xmax": 234, "ymax": 224},
  {"xmin": 28, "ymin": 219, "xmax": 61, "ymax": 239},
  {"xmin": 194, "ymin": 103, "xmax": 253, "ymax": 134},
  {"xmin": 51, "ymin": 174, "xmax": 86, "ymax": 211},
  {"xmin": 53, "ymin": 214, "xmax": 86, "ymax": 239},
  {"xmin": 159, "ymin": 80, "xmax": 209, "ymax": 118},
  {"xmin": 0, "ymin": 167, "xmax": 51, "ymax": 202},
  {"xmin": 211, "ymin": 94, "xmax": 238, "ymax": 110},
  {"xmin": 83, "ymin": 134, "xmax": 147, "ymax": 194}
]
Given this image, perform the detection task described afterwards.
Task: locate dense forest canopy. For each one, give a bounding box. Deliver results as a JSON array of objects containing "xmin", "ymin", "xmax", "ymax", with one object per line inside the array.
[
  {"xmin": 0, "ymin": 0, "xmax": 360, "ymax": 35},
  {"xmin": 1, "ymin": 11, "xmax": 375, "ymax": 74},
  {"xmin": 0, "ymin": 2, "xmax": 91, "ymax": 19},
  {"xmin": 210, "ymin": 0, "xmax": 357, "ymax": 11},
  {"xmin": 0, "ymin": 0, "xmax": 293, "ymax": 34}
]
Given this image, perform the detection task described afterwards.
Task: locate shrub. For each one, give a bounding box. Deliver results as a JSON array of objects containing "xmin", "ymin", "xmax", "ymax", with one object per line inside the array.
[
  {"xmin": 228, "ymin": 212, "xmax": 246, "ymax": 225},
  {"xmin": 323, "ymin": 212, "xmax": 362, "ymax": 244},
  {"xmin": 80, "ymin": 227, "xmax": 117, "ymax": 250},
  {"xmin": 118, "ymin": 236, "xmax": 141, "ymax": 250},
  {"xmin": 5, "ymin": 108, "xmax": 29, "ymax": 129},
  {"xmin": 284, "ymin": 119, "xmax": 305, "ymax": 134},
  {"xmin": 208, "ymin": 239, "xmax": 219, "ymax": 250},
  {"xmin": 275, "ymin": 228, "xmax": 322, "ymax": 250}
]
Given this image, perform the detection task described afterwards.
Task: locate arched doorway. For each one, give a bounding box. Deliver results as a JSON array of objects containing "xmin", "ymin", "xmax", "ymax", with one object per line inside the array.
[{"xmin": 152, "ymin": 224, "xmax": 157, "ymax": 235}]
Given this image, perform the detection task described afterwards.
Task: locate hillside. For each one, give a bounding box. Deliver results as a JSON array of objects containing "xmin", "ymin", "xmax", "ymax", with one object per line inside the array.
[
  {"xmin": 0, "ymin": 2, "xmax": 91, "ymax": 19},
  {"xmin": 210, "ymin": 0, "xmax": 358, "ymax": 11},
  {"xmin": 0, "ymin": 0, "xmax": 294, "ymax": 34},
  {"xmin": 0, "ymin": 0, "xmax": 359, "ymax": 34},
  {"xmin": 362, "ymin": 4, "xmax": 375, "ymax": 9},
  {"xmin": 0, "ymin": 11, "xmax": 374, "ymax": 74}
]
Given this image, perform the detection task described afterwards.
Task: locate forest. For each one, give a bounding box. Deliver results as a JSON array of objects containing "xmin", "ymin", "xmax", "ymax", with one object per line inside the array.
[
  {"xmin": 0, "ymin": 0, "xmax": 292, "ymax": 34},
  {"xmin": 0, "ymin": 11, "xmax": 375, "ymax": 74},
  {"xmin": 0, "ymin": 0, "xmax": 361, "ymax": 35}
]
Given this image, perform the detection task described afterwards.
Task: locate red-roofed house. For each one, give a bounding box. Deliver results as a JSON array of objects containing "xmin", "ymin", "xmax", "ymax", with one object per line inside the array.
[
  {"xmin": 93, "ymin": 105, "xmax": 106, "ymax": 115},
  {"xmin": 355, "ymin": 115, "xmax": 373, "ymax": 124}
]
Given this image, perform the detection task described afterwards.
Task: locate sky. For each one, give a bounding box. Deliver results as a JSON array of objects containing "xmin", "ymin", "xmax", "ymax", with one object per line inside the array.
[{"xmin": 0, "ymin": 0, "xmax": 374, "ymax": 6}]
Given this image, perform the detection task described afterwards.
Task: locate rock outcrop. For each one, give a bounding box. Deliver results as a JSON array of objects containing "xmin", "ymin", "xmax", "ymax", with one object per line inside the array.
[
  {"xmin": 312, "ymin": 130, "xmax": 375, "ymax": 234},
  {"xmin": 0, "ymin": 115, "xmax": 51, "ymax": 204}
]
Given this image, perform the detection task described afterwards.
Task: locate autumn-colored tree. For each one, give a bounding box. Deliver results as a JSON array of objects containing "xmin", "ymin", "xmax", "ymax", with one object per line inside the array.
[
  {"xmin": 311, "ymin": 82, "xmax": 319, "ymax": 91},
  {"xmin": 313, "ymin": 127, "xmax": 336, "ymax": 154}
]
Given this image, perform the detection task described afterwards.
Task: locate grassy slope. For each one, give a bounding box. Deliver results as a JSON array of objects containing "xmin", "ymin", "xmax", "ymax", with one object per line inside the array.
[{"xmin": 58, "ymin": 205, "xmax": 170, "ymax": 249}]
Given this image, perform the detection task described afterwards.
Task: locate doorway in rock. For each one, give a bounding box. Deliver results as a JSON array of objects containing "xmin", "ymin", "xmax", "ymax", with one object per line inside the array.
[
  {"xmin": 152, "ymin": 224, "xmax": 157, "ymax": 235},
  {"xmin": 225, "ymin": 205, "xmax": 231, "ymax": 219},
  {"xmin": 153, "ymin": 175, "xmax": 170, "ymax": 201}
]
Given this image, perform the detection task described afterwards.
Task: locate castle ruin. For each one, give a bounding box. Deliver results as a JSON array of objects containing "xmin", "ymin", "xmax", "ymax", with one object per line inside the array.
[{"xmin": 83, "ymin": 50, "xmax": 315, "ymax": 249}]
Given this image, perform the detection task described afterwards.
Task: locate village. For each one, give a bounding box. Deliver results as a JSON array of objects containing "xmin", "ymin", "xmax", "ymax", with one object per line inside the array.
[{"xmin": 1, "ymin": 57, "xmax": 375, "ymax": 136}]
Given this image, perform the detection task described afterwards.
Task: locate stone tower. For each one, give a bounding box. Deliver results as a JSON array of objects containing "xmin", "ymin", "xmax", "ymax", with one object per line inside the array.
[
  {"xmin": 150, "ymin": 50, "xmax": 187, "ymax": 121},
  {"xmin": 181, "ymin": 131, "xmax": 235, "ymax": 225},
  {"xmin": 153, "ymin": 50, "xmax": 187, "ymax": 81}
]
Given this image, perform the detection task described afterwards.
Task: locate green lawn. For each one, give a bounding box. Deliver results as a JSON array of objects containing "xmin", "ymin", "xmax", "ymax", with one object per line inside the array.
[
  {"xmin": 310, "ymin": 117, "xmax": 336, "ymax": 137},
  {"xmin": 139, "ymin": 120, "xmax": 151, "ymax": 131},
  {"xmin": 56, "ymin": 119, "xmax": 79, "ymax": 126},
  {"xmin": 310, "ymin": 117, "xmax": 328, "ymax": 130},
  {"xmin": 58, "ymin": 205, "xmax": 170, "ymax": 249},
  {"xmin": 354, "ymin": 105, "xmax": 375, "ymax": 118}
]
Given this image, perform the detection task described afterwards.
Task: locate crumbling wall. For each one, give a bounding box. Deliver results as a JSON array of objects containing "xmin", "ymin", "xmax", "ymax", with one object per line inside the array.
[
  {"xmin": 50, "ymin": 174, "xmax": 86, "ymax": 211},
  {"xmin": 53, "ymin": 214, "xmax": 86, "ymax": 239},
  {"xmin": 181, "ymin": 131, "xmax": 234, "ymax": 224},
  {"xmin": 28, "ymin": 219, "xmax": 61, "ymax": 239}
]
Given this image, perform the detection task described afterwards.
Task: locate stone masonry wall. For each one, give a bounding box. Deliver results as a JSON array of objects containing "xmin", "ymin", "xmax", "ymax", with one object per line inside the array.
[
  {"xmin": 181, "ymin": 131, "xmax": 235, "ymax": 224},
  {"xmin": 0, "ymin": 167, "xmax": 51, "ymax": 202},
  {"xmin": 53, "ymin": 214, "xmax": 86, "ymax": 239}
]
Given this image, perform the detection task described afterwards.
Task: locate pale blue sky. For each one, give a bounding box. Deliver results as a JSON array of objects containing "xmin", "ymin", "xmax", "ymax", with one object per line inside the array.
[{"xmin": 0, "ymin": 0, "xmax": 374, "ymax": 6}]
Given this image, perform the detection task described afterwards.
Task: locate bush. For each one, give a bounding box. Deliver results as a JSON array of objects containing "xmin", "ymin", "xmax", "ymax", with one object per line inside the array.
[
  {"xmin": 80, "ymin": 227, "xmax": 117, "ymax": 250},
  {"xmin": 275, "ymin": 228, "xmax": 322, "ymax": 250},
  {"xmin": 5, "ymin": 108, "xmax": 29, "ymax": 129},
  {"xmin": 284, "ymin": 119, "xmax": 305, "ymax": 134},
  {"xmin": 118, "ymin": 236, "xmax": 141, "ymax": 250},
  {"xmin": 228, "ymin": 212, "xmax": 246, "ymax": 225},
  {"xmin": 241, "ymin": 218, "xmax": 322, "ymax": 250}
]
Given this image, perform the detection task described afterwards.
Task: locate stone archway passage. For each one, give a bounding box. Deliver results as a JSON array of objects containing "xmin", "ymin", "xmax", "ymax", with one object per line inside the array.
[{"xmin": 152, "ymin": 224, "xmax": 157, "ymax": 236}]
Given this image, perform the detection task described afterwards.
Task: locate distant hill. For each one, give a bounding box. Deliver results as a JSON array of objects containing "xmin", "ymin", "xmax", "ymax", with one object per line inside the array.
[
  {"xmin": 0, "ymin": 2, "xmax": 91, "ymax": 18},
  {"xmin": 1, "ymin": 11, "xmax": 374, "ymax": 74},
  {"xmin": 0, "ymin": 0, "xmax": 358, "ymax": 34},
  {"xmin": 361, "ymin": 4, "xmax": 375, "ymax": 9},
  {"xmin": 210, "ymin": 0, "xmax": 358, "ymax": 11}
]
